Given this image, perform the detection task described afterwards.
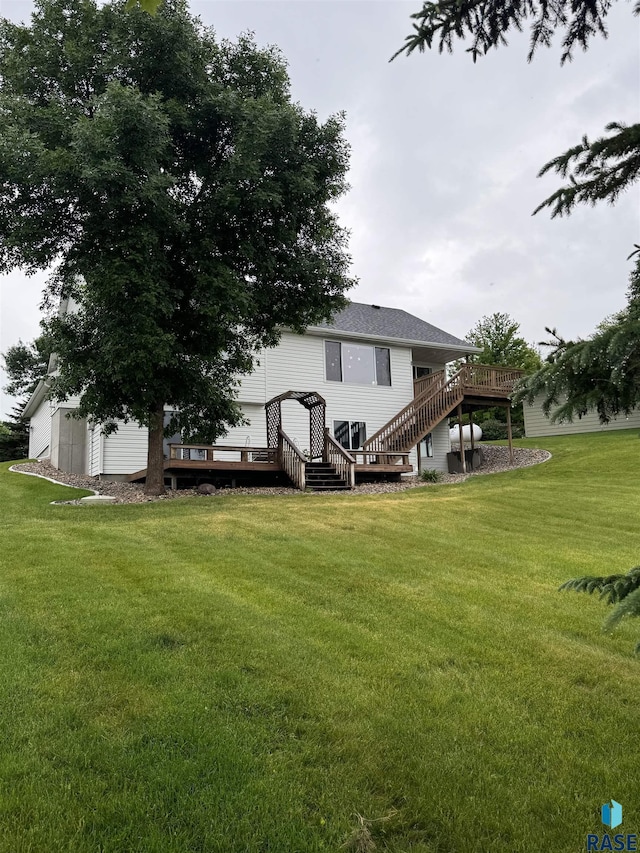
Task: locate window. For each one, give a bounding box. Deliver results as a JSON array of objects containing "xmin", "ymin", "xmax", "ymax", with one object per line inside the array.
[
  {"xmin": 333, "ymin": 420, "xmax": 367, "ymax": 451},
  {"xmin": 375, "ymin": 347, "xmax": 391, "ymax": 386},
  {"xmin": 325, "ymin": 340, "xmax": 342, "ymax": 381},
  {"xmin": 413, "ymin": 365, "xmax": 432, "ymax": 380},
  {"xmin": 325, "ymin": 341, "xmax": 391, "ymax": 386},
  {"xmin": 420, "ymin": 433, "xmax": 433, "ymax": 458}
]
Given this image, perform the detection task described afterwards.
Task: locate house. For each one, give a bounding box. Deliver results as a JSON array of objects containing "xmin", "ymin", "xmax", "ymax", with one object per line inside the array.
[
  {"xmin": 23, "ymin": 301, "xmax": 522, "ymax": 488},
  {"xmin": 523, "ymin": 397, "xmax": 640, "ymax": 438}
]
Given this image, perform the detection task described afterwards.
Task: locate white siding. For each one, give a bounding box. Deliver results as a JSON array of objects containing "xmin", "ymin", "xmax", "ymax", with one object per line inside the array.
[
  {"xmin": 102, "ymin": 422, "xmax": 148, "ymax": 474},
  {"xmin": 237, "ymin": 354, "xmax": 267, "ymax": 404},
  {"xmin": 28, "ymin": 399, "xmax": 53, "ymax": 459},
  {"xmin": 52, "ymin": 394, "xmax": 82, "ymax": 409},
  {"xmin": 430, "ymin": 420, "xmax": 451, "ymax": 473},
  {"xmin": 524, "ymin": 398, "xmax": 640, "ymax": 438},
  {"xmin": 261, "ymin": 331, "xmax": 420, "ymax": 452},
  {"xmin": 218, "ymin": 403, "xmax": 268, "ymax": 447}
]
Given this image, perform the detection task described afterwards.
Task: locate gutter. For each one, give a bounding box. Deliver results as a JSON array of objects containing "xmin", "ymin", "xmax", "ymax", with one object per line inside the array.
[
  {"xmin": 303, "ymin": 326, "xmax": 482, "ymax": 355},
  {"xmin": 21, "ymin": 378, "xmax": 49, "ymax": 419}
]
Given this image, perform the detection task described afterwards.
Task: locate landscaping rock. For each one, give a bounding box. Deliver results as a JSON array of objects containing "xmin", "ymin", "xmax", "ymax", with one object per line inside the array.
[
  {"xmin": 197, "ymin": 483, "xmax": 217, "ymax": 495},
  {"xmin": 10, "ymin": 446, "xmax": 551, "ymax": 504}
]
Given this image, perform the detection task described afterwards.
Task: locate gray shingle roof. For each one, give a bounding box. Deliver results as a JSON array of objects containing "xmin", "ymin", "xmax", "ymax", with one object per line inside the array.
[{"xmin": 313, "ymin": 301, "xmax": 473, "ymax": 348}]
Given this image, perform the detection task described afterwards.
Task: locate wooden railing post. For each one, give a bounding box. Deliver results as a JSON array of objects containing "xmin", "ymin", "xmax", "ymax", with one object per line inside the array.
[{"xmin": 457, "ymin": 403, "xmax": 466, "ymax": 474}]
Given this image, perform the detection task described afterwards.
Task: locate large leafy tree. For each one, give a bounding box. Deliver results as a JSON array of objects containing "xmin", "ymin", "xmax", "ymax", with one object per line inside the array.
[
  {"xmin": 464, "ymin": 312, "xmax": 542, "ymax": 373},
  {"xmin": 0, "ymin": 0, "xmax": 354, "ymax": 494}
]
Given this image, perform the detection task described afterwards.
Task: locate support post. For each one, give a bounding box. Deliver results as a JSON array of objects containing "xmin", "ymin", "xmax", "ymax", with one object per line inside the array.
[
  {"xmin": 457, "ymin": 403, "xmax": 466, "ymax": 474},
  {"xmin": 506, "ymin": 405, "xmax": 514, "ymax": 466},
  {"xmin": 469, "ymin": 410, "xmax": 475, "ymax": 452}
]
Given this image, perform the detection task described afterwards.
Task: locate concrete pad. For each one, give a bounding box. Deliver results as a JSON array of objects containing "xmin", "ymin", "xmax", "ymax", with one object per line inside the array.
[{"xmin": 80, "ymin": 495, "xmax": 117, "ymax": 505}]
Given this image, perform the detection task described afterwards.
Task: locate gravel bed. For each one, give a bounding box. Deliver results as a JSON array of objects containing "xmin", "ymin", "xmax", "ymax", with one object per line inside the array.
[{"xmin": 10, "ymin": 445, "xmax": 551, "ymax": 505}]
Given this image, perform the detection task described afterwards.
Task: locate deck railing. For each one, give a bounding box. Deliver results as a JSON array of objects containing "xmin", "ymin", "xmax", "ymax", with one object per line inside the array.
[
  {"xmin": 323, "ymin": 428, "xmax": 355, "ymax": 488},
  {"xmin": 351, "ymin": 450, "xmax": 411, "ymax": 467},
  {"xmin": 168, "ymin": 444, "xmax": 278, "ymax": 464},
  {"xmin": 460, "ymin": 364, "xmax": 524, "ymax": 393},
  {"xmin": 278, "ymin": 428, "xmax": 307, "ymax": 490}
]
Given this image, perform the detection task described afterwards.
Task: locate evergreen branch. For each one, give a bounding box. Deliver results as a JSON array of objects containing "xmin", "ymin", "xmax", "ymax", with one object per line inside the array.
[
  {"xmin": 604, "ymin": 585, "xmax": 640, "ymax": 633},
  {"xmin": 392, "ymin": 0, "xmax": 618, "ymax": 63},
  {"xmin": 559, "ymin": 567, "xmax": 640, "ymax": 605},
  {"xmin": 534, "ymin": 122, "xmax": 640, "ymax": 217}
]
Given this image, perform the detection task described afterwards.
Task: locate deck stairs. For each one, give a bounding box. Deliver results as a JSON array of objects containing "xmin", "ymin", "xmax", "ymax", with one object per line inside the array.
[
  {"xmin": 363, "ymin": 365, "xmax": 523, "ymax": 455},
  {"xmin": 304, "ymin": 461, "xmax": 349, "ymax": 491}
]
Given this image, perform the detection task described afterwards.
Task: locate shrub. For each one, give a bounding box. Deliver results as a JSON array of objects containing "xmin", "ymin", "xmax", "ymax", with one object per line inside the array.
[
  {"xmin": 479, "ymin": 419, "xmax": 524, "ymax": 441},
  {"xmin": 420, "ymin": 468, "xmax": 443, "ymax": 483}
]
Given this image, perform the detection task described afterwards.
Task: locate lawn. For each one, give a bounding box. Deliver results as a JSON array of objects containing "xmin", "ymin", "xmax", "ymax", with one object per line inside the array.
[{"xmin": 1, "ymin": 430, "xmax": 638, "ymax": 852}]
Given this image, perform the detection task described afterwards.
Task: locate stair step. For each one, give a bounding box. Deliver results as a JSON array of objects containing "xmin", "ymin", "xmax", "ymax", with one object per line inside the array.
[
  {"xmin": 306, "ymin": 484, "xmax": 350, "ymax": 491},
  {"xmin": 305, "ymin": 472, "xmax": 344, "ymax": 481}
]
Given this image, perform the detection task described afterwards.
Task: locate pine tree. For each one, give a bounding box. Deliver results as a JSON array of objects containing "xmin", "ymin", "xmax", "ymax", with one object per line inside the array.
[{"xmin": 0, "ymin": 406, "xmax": 29, "ymax": 462}]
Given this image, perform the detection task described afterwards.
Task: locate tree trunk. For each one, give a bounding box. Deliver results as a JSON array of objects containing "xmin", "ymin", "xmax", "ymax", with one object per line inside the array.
[{"xmin": 145, "ymin": 402, "xmax": 166, "ymax": 496}]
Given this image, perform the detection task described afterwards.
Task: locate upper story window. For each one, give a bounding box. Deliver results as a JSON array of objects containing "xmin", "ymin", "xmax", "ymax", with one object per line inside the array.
[{"xmin": 325, "ymin": 341, "xmax": 391, "ymax": 386}]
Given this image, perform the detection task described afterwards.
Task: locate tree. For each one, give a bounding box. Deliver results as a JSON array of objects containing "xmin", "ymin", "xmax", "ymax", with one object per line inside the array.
[
  {"xmin": 514, "ymin": 257, "xmax": 640, "ymax": 425},
  {"xmin": 454, "ymin": 312, "xmax": 541, "ymax": 430},
  {"xmin": 125, "ymin": 0, "xmax": 163, "ymax": 13},
  {"xmin": 560, "ymin": 567, "xmax": 640, "ymax": 654},
  {"xmin": 0, "ymin": 0, "xmax": 354, "ymax": 494},
  {"xmin": 2, "ymin": 335, "xmax": 53, "ymax": 399},
  {"xmin": 393, "ymin": 1, "xmax": 640, "ymax": 224},
  {"xmin": 0, "ymin": 407, "xmax": 29, "ymax": 462},
  {"xmin": 464, "ymin": 312, "xmax": 542, "ymax": 373}
]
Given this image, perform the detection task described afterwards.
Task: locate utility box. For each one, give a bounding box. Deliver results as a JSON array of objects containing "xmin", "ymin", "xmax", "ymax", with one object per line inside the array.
[{"xmin": 447, "ymin": 447, "xmax": 484, "ymax": 474}]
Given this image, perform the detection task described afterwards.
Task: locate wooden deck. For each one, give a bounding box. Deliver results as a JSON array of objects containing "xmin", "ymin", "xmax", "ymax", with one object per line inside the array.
[
  {"xmin": 127, "ymin": 445, "xmax": 281, "ymax": 483},
  {"xmin": 127, "ymin": 445, "xmax": 413, "ymax": 484}
]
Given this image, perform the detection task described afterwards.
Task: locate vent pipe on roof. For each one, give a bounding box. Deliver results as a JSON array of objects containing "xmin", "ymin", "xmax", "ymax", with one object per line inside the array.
[{"xmin": 371, "ymin": 304, "xmax": 380, "ymax": 309}]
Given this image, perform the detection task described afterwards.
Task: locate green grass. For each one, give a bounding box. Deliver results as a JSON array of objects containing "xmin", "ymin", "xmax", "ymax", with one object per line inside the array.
[{"xmin": 1, "ymin": 431, "xmax": 639, "ymax": 852}]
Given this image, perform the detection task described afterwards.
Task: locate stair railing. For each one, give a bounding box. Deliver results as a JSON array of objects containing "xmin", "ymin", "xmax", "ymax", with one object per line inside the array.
[
  {"xmin": 413, "ymin": 370, "xmax": 447, "ymax": 398},
  {"xmin": 278, "ymin": 427, "xmax": 307, "ymax": 490},
  {"xmin": 363, "ymin": 368, "xmax": 466, "ymax": 454},
  {"xmin": 323, "ymin": 428, "xmax": 355, "ymax": 488}
]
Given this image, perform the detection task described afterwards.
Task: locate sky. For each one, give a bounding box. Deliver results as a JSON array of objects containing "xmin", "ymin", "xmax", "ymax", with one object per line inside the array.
[{"xmin": 1, "ymin": 0, "xmax": 639, "ymax": 417}]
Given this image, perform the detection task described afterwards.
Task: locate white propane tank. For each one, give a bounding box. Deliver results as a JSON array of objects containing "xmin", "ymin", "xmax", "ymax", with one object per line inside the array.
[{"xmin": 449, "ymin": 423, "xmax": 483, "ymax": 443}]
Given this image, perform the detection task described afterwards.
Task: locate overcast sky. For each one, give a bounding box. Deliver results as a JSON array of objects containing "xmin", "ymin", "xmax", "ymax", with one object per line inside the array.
[{"xmin": 1, "ymin": 0, "xmax": 639, "ymax": 417}]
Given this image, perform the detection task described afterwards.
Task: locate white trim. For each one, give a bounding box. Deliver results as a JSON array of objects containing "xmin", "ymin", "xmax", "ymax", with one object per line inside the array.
[{"xmin": 22, "ymin": 379, "xmax": 49, "ymax": 419}]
